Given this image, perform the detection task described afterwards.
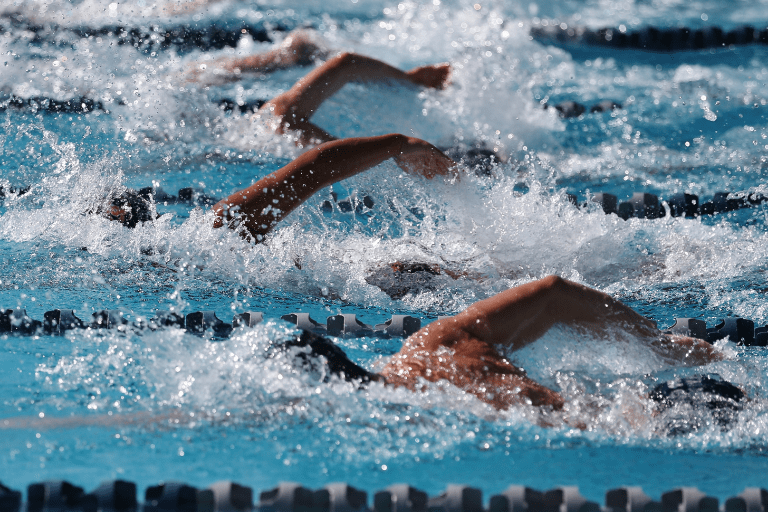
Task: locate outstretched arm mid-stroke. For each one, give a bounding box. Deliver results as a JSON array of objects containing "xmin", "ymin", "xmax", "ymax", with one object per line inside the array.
[
  {"xmin": 382, "ymin": 276, "xmax": 722, "ymax": 410},
  {"xmin": 260, "ymin": 52, "xmax": 450, "ymax": 144},
  {"xmin": 185, "ymin": 29, "xmax": 328, "ymax": 83},
  {"xmin": 212, "ymin": 134, "xmax": 456, "ymax": 241}
]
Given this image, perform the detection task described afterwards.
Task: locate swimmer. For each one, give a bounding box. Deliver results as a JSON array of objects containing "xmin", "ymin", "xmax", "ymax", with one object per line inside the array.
[
  {"xmin": 257, "ymin": 52, "xmax": 450, "ymax": 145},
  {"xmin": 277, "ymin": 277, "xmax": 723, "ymax": 415},
  {"xmin": 379, "ymin": 275, "xmax": 722, "ymax": 410},
  {"xmin": 189, "ymin": 31, "xmax": 616, "ymax": 133},
  {"xmin": 188, "ymin": 31, "xmax": 450, "ymax": 145},
  {"xmin": 100, "ymin": 134, "xmax": 482, "ymax": 299},
  {"xmin": 259, "ymin": 275, "xmax": 722, "ymax": 413},
  {"xmin": 0, "ymin": 277, "xmax": 724, "ymax": 427},
  {"xmin": 186, "ymin": 29, "xmax": 330, "ymax": 82},
  {"xmin": 98, "ymin": 133, "xmax": 455, "ymax": 236}
]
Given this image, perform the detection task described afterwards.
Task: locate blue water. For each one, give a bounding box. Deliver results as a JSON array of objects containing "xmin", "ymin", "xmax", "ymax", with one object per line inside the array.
[{"xmin": 2, "ymin": 0, "xmax": 768, "ymax": 503}]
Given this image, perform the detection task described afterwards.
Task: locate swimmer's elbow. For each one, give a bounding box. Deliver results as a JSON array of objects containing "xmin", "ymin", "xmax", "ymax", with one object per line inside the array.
[
  {"xmin": 538, "ymin": 274, "xmax": 567, "ymax": 291},
  {"xmin": 326, "ymin": 51, "xmax": 355, "ymax": 69}
]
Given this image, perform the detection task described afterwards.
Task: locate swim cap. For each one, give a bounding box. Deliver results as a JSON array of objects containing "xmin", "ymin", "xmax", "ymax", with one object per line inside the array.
[
  {"xmin": 365, "ymin": 262, "xmax": 443, "ymax": 299},
  {"xmin": 108, "ymin": 189, "xmax": 155, "ymax": 228},
  {"xmin": 649, "ymin": 375, "xmax": 745, "ymax": 434},
  {"xmin": 443, "ymin": 146, "xmax": 499, "ymax": 177}
]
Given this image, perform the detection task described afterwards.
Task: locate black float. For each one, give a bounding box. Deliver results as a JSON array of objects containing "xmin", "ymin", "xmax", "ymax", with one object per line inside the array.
[
  {"xmin": 0, "ymin": 482, "xmax": 21, "ymax": 512},
  {"xmin": 574, "ymin": 190, "xmax": 768, "ymax": 220},
  {"xmin": 86, "ymin": 480, "xmax": 137, "ymax": 512},
  {"xmin": 374, "ymin": 485, "xmax": 427, "ymax": 512},
  {"xmin": 2, "ymin": 306, "xmax": 768, "ymax": 346},
  {"xmin": 428, "ymin": 485, "xmax": 483, "ymax": 512},
  {"xmin": 143, "ymin": 482, "xmax": 212, "ymax": 512},
  {"xmin": 6, "ymin": 480, "xmax": 765, "ymax": 512},
  {"xmin": 531, "ymin": 21, "xmax": 768, "ymax": 53}
]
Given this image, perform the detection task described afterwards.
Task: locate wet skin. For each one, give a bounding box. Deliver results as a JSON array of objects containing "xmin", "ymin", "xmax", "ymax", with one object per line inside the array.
[
  {"xmin": 381, "ymin": 275, "xmax": 721, "ymax": 410},
  {"xmin": 258, "ymin": 52, "xmax": 450, "ymax": 145}
]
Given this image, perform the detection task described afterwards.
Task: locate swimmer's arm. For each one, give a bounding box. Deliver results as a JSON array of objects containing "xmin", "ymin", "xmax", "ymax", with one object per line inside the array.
[
  {"xmin": 220, "ymin": 30, "xmax": 327, "ymax": 73},
  {"xmin": 186, "ymin": 30, "xmax": 326, "ymax": 83},
  {"xmin": 263, "ymin": 52, "xmax": 450, "ymax": 123},
  {"xmin": 647, "ymin": 334, "xmax": 722, "ymax": 365},
  {"xmin": 212, "ymin": 134, "xmax": 455, "ymax": 240},
  {"xmin": 420, "ymin": 276, "xmax": 720, "ymax": 362},
  {"xmin": 218, "ymin": 50, "xmax": 294, "ymax": 74},
  {"xmin": 428, "ymin": 276, "xmax": 656, "ymax": 351}
]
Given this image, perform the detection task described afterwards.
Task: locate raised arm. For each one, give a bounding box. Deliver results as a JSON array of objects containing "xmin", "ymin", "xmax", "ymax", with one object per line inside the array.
[
  {"xmin": 261, "ymin": 52, "xmax": 450, "ymax": 143},
  {"xmin": 453, "ymin": 275, "xmax": 658, "ymax": 349},
  {"xmin": 219, "ymin": 30, "xmax": 327, "ymax": 74},
  {"xmin": 381, "ymin": 276, "xmax": 722, "ymax": 410},
  {"xmin": 185, "ymin": 30, "xmax": 328, "ymax": 84},
  {"xmin": 421, "ymin": 276, "xmax": 719, "ymax": 360},
  {"xmin": 212, "ymin": 134, "xmax": 455, "ymax": 241}
]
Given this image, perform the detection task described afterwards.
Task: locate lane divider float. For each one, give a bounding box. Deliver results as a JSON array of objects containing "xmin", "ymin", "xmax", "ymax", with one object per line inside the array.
[
  {"xmin": 1, "ymin": 478, "xmax": 764, "ymax": 512},
  {"xmin": 0, "ymin": 309, "xmax": 421, "ymax": 339},
  {"xmin": 567, "ymin": 190, "xmax": 768, "ymax": 220},
  {"xmin": 531, "ymin": 21, "xmax": 768, "ymax": 53},
  {"xmin": 1, "ymin": 306, "xmax": 766, "ymax": 345}
]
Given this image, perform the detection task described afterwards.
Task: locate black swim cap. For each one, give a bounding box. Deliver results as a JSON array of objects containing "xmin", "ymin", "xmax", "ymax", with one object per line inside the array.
[
  {"xmin": 649, "ymin": 375, "xmax": 745, "ymax": 434},
  {"xmin": 444, "ymin": 146, "xmax": 499, "ymax": 177},
  {"xmin": 365, "ymin": 262, "xmax": 443, "ymax": 299},
  {"xmin": 544, "ymin": 100, "xmax": 586, "ymax": 118},
  {"xmin": 109, "ymin": 189, "xmax": 154, "ymax": 228}
]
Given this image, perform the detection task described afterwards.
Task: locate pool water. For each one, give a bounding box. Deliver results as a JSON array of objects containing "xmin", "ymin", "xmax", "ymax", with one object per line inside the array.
[{"xmin": 2, "ymin": 0, "xmax": 768, "ymax": 502}]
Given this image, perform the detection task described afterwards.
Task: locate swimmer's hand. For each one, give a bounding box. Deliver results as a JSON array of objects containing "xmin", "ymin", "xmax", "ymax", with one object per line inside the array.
[
  {"xmin": 184, "ymin": 30, "xmax": 326, "ymax": 84},
  {"xmin": 181, "ymin": 59, "xmax": 241, "ymax": 86},
  {"xmin": 649, "ymin": 334, "xmax": 724, "ymax": 366},
  {"xmin": 395, "ymin": 136, "xmax": 458, "ymax": 179},
  {"xmin": 405, "ymin": 63, "xmax": 451, "ymax": 89}
]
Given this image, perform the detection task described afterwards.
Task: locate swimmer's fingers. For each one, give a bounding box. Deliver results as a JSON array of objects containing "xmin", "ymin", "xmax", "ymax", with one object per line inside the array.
[
  {"xmin": 405, "ymin": 63, "xmax": 451, "ymax": 89},
  {"xmin": 392, "ymin": 136, "xmax": 458, "ymax": 179},
  {"xmin": 652, "ymin": 334, "xmax": 724, "ymax": 366},
  {"xmin": 394, "ymin": 147, "xmax": 458, "ymax": 180},
  {"xmin": 182, "ymin": 59, "xmax": 241, "ymax": 85}
]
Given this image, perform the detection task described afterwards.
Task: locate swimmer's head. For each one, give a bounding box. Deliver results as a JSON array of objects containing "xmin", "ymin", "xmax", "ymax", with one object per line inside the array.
[
  {"xmin": 99, "ymin": 188, "xmax": 155, "ymax": 228},
  {"xmin": 444, "ymin": 146, "xmax": 500, "ymax": 177},
  {"xmin": 649, "ymin": 374, "xmax": 745, "ymax": 435},
  {"xmin": 365, "ymin": 261, "xmax": 444, "ymax": 299}
]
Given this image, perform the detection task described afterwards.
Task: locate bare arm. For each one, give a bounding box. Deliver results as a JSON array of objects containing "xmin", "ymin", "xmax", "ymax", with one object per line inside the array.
[
  {"xmin": 454, "ymin": 275, "xmax": 658, "ymax": 350},
  {"xmin": 381, "ymin": 276, "xmax": 721, "ymax": 410},
  {"xmin": 404, "ymin": 275, "xmax": 720, "ymax": 363},
  {"xmin": 212, "ymin": 134, "xmax": 455, "ymax": 241},
  {"xmin": 185, "ymin": 30, "xmax": 327, "ymax": 83},
  {"xmin": 261, "ymin": 52, "xmax": 450, "ymax": 142},
  {"xmin": 220, "ymin": 30, "xmax": 327, "ymax": 73}
]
